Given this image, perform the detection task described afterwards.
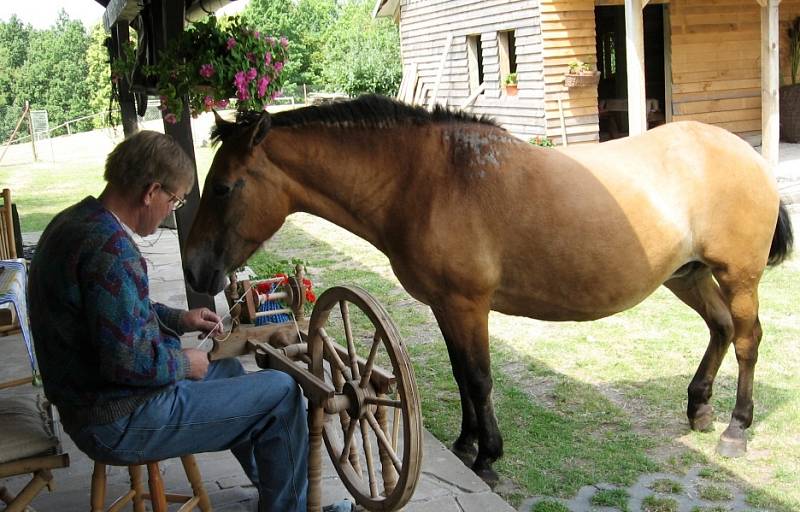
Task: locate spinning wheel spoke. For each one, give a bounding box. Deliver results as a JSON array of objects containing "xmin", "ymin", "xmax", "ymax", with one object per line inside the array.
[
  {"xmin": 339, "ymin": 301, "xmax": 361, "ymax": 381},
  {"xmin": 359, "ymin": 331, "xmax": 382, "ymax": 389},
  {"xmin": 320, "ymin": 328, "xmax": 351, "ymax": 378},
  {"xmin": 366, "ymin": 411, "xmax": 402, "ymax": 473},
  {"xmin": 392, "ymin": 406, "xmax": 401, "ymax": 451},
  {"xmin": 359, "ymin": 418, "xmax": 379, "ymax": 498},
  {"xmin": 364, "ymin": 395, "xmax": 402, "ymax": 408},
  {"xmin": 339, "ymin": 416, "xmax": 360, "ymax": 467}
]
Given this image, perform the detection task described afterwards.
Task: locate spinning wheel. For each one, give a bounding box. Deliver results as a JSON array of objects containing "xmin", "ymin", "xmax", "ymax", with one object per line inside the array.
[{"xmin": 307, "ymin": 286, "xmax": 422, "ymax": 511}]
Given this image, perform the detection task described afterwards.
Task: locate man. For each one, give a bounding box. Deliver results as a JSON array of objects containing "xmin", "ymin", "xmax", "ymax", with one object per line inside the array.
[{"xmin": 28, "ymin": 131, "xmax": 308, "ymax": 511}]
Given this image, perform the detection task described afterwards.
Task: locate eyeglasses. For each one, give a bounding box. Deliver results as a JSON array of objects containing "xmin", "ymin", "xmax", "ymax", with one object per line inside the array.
[{"xmin": 161, "ymin": 186, "xmax": 187, "ymax": 211}]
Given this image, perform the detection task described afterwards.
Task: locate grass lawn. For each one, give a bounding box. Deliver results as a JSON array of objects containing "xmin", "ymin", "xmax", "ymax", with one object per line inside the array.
[{"xmin": 4, "ymin": 129, "xmax": 799, "ymax": 511}]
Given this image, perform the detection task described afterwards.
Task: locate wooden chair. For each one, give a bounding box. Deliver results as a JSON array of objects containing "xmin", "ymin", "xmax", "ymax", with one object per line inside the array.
[
  {"xmin": 0, "ymin": 394, "xmax": 70, "ymax": 512},
  {"xmin": 0, "ymin": 189, "xmax": 17, "ymax": 260},
  {"xmin": 90, "ymin": 455, "xmax": 211, "ymax": 512}
]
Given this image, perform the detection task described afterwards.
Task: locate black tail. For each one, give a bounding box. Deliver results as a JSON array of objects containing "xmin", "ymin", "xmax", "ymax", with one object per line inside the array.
[{"xmin": 768, "ymin": 201, "xmax": 794, "ymax": 266}]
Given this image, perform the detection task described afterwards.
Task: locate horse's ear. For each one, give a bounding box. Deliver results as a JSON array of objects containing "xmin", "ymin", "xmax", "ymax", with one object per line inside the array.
[
  {"xmin": 248, "ymin": 111, "xmax": 272, "ymax": 149},
  {"xmin": 210, "ymin": 111, "xmax": 236, "ymax": 144}
]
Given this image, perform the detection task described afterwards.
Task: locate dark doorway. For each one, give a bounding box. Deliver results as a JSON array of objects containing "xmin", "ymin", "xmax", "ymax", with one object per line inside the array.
[{"xmin": 595, "ymin": 4, "xmax": 667, "ymax": 140}]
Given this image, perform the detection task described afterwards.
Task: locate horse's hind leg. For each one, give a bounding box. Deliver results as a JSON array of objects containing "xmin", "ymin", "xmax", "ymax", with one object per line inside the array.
[
  {"xmin": 712, "ymin": 267, "xmax": 764, "ymax": 457},
  {"xmin": 431, "ymin": 298, "xmax": 502, "ymax": 484},
  {"xmin": 665, "ymin": 269, "xmax": 734, "ymax": 432}
]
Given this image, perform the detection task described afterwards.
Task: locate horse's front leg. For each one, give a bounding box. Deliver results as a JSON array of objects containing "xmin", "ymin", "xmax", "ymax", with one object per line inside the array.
[{"xmin": 432, "ymin": 298, "xmax": 502, "ymax": 485}]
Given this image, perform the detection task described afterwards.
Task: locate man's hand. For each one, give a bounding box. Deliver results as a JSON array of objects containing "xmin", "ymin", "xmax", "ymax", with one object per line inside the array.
[
  {"xmin": 180, "ymin": 307, "xmax": 223, "ymax": 337},
  {"xmin": 183, "ymin": 348, "xmax": 210, "ymax": 380}
]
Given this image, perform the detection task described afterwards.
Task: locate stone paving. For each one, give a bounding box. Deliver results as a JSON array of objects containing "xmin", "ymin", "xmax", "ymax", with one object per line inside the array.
[{"xmin": 0, "ymin": 229, "xmax": 513, "ymax": 512}]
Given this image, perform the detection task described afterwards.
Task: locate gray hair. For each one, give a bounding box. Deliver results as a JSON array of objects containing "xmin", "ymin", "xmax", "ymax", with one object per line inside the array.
[{"xmin": 104, "ymin": 131, "xmax": 195, "ymax": 193}]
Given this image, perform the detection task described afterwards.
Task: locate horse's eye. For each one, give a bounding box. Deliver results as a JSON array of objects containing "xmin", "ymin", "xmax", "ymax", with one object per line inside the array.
[{"xmin": 212, "ymin": 182, "xmax": 231, "ymax": 197}]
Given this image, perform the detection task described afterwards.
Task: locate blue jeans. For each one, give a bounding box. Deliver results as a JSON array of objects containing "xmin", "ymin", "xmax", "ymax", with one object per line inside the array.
[{"xmin": 70, "ymin": 359, "xmax": 308, "ymax": 512}]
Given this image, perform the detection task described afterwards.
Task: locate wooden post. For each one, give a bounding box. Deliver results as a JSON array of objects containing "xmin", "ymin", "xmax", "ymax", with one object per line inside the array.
[
  {"xmin": 110, "ymin": 22, "xmax": 139, "ymax": 138},
  {"xmin": 625, "ymin": 0, "xmax": 648, "ymax": 135},
  {"xmin": 26, "ymin": 102, "xmax": 37, "ymax": 162},
  {"xmin": 759, "ymin": 0, "xmax": 781, "ymax": 169},
  {"xmin": 152, "ymin": 0, "xmax": 215, "ymax": 311}
]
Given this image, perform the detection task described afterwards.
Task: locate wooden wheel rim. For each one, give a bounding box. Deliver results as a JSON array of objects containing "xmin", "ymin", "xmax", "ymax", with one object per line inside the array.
[{"xmin": 308, "ymin": 286, "xmax": 422, "ymax": 511}]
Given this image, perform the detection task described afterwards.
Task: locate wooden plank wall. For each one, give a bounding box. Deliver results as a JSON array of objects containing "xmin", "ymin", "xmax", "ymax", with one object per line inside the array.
[
  {"xmin": 670, "ymin": 0, "xmax": 800, "ymax": 143},
  {"xmin": 540, "ymin": 0, "xmax": 599, "ymax": 144},
  {"xmin": 397, "ymin": 0, "xmax": 546, "ymax": 140}
]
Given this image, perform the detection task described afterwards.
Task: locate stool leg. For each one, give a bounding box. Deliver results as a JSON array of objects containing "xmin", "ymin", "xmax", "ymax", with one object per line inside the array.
[
  {"xmin": 180, "ymin": 455, "xmax": 211, "ymax": 511},
  {"xmin": 128, "ymin": 465, "xmax": 146, "ymax": 512},
  {"xmin": 90, "ymin": 463, "xmax": 106, "ymax": 512},
  {"xmin": 146, "ymin": 462, "xmax": 168, "ymax": 512}
]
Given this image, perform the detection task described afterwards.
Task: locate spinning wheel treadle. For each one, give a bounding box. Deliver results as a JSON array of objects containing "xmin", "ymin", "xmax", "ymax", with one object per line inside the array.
[{"xmin": 307, "ymin": 286, "xmax": 422, "ymax": 511}]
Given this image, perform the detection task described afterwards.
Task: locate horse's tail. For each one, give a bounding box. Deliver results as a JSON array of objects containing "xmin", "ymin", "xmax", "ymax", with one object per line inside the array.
[{"xmin": 768, "ymin": 201, "xmax": 794, "ymax": 266}]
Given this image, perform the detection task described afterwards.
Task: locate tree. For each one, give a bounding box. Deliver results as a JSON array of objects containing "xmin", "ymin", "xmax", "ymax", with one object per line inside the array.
[
  {"xmin": 0, "ymin": 16, "xmax": 32, "ymax": 141},
  {"xmin": 13, "ymin": 11, "xmax": 93, "ymax": 136},
  {"xmin": 243, "ymin": 0, "xmax": 337, "ymax": 94},
  {"xmin": 320, "ymin": 0, "xmax": 402, "ymax": 97},
  {"xmin": 86, "ymin": 22, "xmax": 114, "ymax": 128}
]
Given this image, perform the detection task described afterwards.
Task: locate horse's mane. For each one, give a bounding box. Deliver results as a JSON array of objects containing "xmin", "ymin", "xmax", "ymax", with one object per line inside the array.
[{"xmin": 210, "ymin": 94, "xmax": 499, "ymax": 145}]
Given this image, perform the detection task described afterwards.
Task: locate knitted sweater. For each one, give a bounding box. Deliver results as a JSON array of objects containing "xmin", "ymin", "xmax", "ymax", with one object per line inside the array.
[{"xmin": 29, "ymin": 196, "xmax": 189, "ymax": 430}]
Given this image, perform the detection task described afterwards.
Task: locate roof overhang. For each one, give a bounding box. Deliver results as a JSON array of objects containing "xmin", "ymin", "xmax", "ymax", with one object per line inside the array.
[{"xmin": 372, "ymin": 0, "xmax": 399, "ymax": 20}]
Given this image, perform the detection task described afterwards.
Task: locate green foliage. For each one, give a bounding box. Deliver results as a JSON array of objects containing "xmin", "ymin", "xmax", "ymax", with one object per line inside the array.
[
  {"xmin": 529, "ymin": 136, "xmax": 555, "ymax": 148},
  {"xmin": 504, "ymin": 72, "xmax": 518, "ymax": 85},
  {"xmin": 12, "ymin": 11, "xmax": 93, "ymax": 137},
  {"xmin": 531, "ymin": 501, "xmax": 570, "ymax": 512},
  {"xmin": 650, "ymin": 479, "xmax": 684, "ymax": 494},
  {"xmin": 642, "ymin": 495, "xmax": 679, "ymax": 512},
  {"xmin": 244, "ymin": 0, "xmax": 337, "ymax": 93},
  {"xmin": 568, "ymin": 59, "xmax": 592, "ymax": 74},
  {"xmin": 0, "ymin": 15, "xmax": 32, "ymax": 140},
  {"xmin": 698, "ymin": 484, "xmax": 733, "ymax": 502},
  {"xmin": 86, "ymin": 23, "xmax": 114, "ymax": 129},
  {"xmin": 320, "ymin": 0, "xmax": 402, "ymax": 96}
]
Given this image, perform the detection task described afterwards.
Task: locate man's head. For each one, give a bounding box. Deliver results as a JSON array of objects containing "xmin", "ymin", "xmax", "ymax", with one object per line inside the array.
[{"xmin": 103, "ymin": 131, "xmax": 195, "ymax": 236}]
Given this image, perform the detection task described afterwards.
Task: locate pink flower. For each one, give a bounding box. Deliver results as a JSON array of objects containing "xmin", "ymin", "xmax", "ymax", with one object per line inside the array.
[
  {"xmin": 266, "ymin": 36, "xmax": 275, "ymax": 45},
  {"xmin": 215, "ymin": 98, "xmax": 229, "ymax": 108},
  {"xmin": 264, "ymin": 52, "xmax": 272, "ymax": 66},
  {"xmin": 237, "ymin": 88, "xmax": 250, "ymax": 101},
  {"xmin": 226, "ymin": 37, "xmax": 237, "ymax": 50},
  {"xmin": 203, "ymin": 95, "xmax": 215, "ymax": 110},
  {"xmin": 246, "ymin": 52, "xmax": 255, "ymax": 63},
  {"xmin": 253, "ymin": 31, "xmax": 260, "ymax": 39},
  {"xmin": 279, "ymin": 36, "xmax": 289, "ymax": 48},
  {"xmin": 246, "ymin": 68, "xmax": 257, "ymax": 81},
  {"xmin": 234, "ymin": 71, "xmax": 248, "ymax": 88},
  {"xmin": 199, "ymin": 63, "xmax": 215, "ymax": 78},
  {"xmin": 164, "ymin": 113, "xmax": 177, "ymax": 124},
  {"xmin": 257, "ymin": 76, "xmax": 270, "ymax": 98},
  {"xmin": 274, "ymin": 61, "xmax": 284, "ymax": 73}
]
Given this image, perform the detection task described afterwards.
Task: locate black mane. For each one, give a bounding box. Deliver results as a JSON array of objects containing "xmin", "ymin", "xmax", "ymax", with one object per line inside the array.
[{"xmin": 210, "ymin": 94, "xmax": 499, "ymax": 145}]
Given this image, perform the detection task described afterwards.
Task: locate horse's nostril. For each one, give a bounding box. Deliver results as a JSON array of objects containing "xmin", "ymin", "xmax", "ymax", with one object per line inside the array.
[
  {"xmin": 183, "ymin": 266, "xmax": 197, "ymax": 289},
  {"xmin": 213, "ymin": 182, "xmax": 231, "ymax": 197}
]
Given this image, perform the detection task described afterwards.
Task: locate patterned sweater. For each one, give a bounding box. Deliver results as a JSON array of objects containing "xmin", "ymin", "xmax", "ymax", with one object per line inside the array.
[{"xmin": 29, "ymin": 197, "xmax": 189, "ymax": 430}]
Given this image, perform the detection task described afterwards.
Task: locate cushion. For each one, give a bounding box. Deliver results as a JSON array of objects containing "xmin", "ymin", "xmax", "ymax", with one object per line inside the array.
[{"xmin": 0, "ymin": 394, "xmax": 58, "ymax": 463}]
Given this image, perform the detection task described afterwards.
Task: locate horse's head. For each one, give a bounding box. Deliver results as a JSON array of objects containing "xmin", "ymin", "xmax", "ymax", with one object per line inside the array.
[{"xmin": 184, "ymin": 111, "xmax": 291, "ymax": 294}]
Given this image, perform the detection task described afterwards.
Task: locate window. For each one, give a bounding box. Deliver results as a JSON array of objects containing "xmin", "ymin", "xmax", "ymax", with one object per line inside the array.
[
  {"xmin": 467, "ymin": 34, "xmax": 484, "ymax": 93},
  {"xmin": 498, "ymin": 30, "xmax": 518, "ymax": 85}
]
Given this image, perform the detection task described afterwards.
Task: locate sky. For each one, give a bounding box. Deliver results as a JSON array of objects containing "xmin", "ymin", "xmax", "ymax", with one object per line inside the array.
[{"xmin": 0, "ymin": 0, "xmax": 248, "ymax": 30}]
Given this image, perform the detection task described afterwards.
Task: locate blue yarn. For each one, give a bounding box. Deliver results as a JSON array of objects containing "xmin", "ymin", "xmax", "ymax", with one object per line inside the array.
[{"xmin": 255, "ymin": 283, "xmax": 292, "ymax": 325}]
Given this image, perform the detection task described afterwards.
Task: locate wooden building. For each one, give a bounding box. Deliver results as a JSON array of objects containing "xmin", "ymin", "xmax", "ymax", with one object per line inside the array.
[{"xmin": 375, "ymin": 0, "xmax": 798, "ymax": 165}]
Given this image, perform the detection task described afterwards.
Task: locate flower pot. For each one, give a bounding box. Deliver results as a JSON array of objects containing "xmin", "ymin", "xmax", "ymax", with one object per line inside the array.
[
  {"xmin": 780, "ymin": 84, "xmax": 800, "ymax": 142},
  {"xmin": 564, "ymin": 71, "xmax": 600, "ymax": 88},
  {"xmin": 505, "ymin": 84, "xmax": 518, "ymax": 96}
]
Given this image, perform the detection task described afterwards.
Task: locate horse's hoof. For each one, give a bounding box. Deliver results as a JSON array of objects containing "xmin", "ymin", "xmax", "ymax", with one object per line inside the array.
[
  {"xmin": 472, "ymin": 465, "xmax": 500, "ymax": 488},
  {"xmin": 716, "ymin": 431, "xmax": 747, "ymax": 458},
  {"xmin": 689, "ymin": 404, "xmax": 714, "ymax": 432},
  {"xmin": 451, "ymin": 443, "xmax": 477, "ymax": 467}
]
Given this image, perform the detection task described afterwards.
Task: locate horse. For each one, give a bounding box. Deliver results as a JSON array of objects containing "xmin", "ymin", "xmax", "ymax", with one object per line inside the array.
[{"xmin": 183, "ymin": 95, "xmax": 794, "ymax": 484}]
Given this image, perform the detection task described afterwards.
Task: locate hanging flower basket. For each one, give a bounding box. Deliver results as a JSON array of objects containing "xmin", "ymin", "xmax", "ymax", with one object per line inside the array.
[
  {"xmin": 112, "ymin": 15, "xmax": 289, "ymax": 123},
  {"xmin": 564, "ymin": 71, "xmax": 601, "ymax": 88}
]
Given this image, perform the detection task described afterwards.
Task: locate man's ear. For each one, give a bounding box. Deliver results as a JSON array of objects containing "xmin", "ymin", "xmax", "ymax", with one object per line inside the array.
[
  {"xmin": 248, "ymin": 111, "xmax": 272, "ymax": 149},
  {"xmin": 142, "ymin": 182, "xmax": 160, "ymax": 206}
]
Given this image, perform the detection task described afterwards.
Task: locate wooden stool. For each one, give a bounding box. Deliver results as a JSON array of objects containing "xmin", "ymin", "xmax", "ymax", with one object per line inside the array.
[{"xmin": 90, "ymin": 454, "xmax": 211, "ymax": 512}]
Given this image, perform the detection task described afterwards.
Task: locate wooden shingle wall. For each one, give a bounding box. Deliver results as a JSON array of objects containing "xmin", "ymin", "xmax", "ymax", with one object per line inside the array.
[
  {"xmin": 397, "ymin": 0, "xmax": 547, "ymax": 140},
  {"xmin": 670, "ymin": 0, "xmax": 800, "ymax": 143},
  {"xmin": 540, "ymin": 0, "xmax": 599, "ymax": 144}
]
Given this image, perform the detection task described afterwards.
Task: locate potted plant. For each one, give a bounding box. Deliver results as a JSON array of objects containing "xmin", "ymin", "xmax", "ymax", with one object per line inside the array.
[
  {"xmin": 112, "ymin": 15, "xmax": 289, "ymax": 123},
  {"xmin": 504, "ymin": 72, "xmax": 518, "ymax": 96},
  {"xmin": 564, "ymin": 60, "xmax": 600, "ymax": 88},
  {"xmin": 780, "ymin": 16, "xmax": 800, "ymax": 142}
]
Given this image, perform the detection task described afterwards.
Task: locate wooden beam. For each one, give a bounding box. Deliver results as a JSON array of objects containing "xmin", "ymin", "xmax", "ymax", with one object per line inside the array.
[
  {"xmin": 625, "ymin": 0, "xmax": 648, "ymax": 134},
  {"xmin": 103, "ymin": 0, "xmax": 143, "ymax": 31},
  {"xmin": 155, "ymin": 0, "xmax": 215, "ymax": 311},
  {"xmin": 760, "ymin": 0, "xmax": 780, "ymax": 167},
  {"xmin": 110, "ymin": 23, "xmax": 139, "ymax": 137}
]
